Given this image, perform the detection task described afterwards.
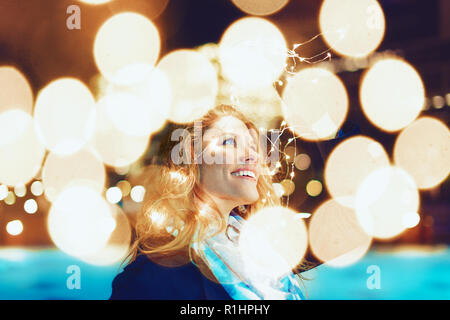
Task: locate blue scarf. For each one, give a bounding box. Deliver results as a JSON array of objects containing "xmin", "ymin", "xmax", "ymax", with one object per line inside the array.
[{"xmin": 192, "ymin": 211, "xmax": 305, "ymax": 300}]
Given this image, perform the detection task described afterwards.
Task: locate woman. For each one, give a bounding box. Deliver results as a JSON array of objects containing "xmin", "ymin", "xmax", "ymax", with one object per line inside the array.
[{"xmin": 110, "ymin": 104, "xmax": 310, "ymax": 300}]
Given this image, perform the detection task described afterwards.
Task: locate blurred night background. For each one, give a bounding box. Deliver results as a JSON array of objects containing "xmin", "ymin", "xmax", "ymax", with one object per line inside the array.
[{"xmin": 0, "ymin": 0, "xmax": 449, "ymax": 299}]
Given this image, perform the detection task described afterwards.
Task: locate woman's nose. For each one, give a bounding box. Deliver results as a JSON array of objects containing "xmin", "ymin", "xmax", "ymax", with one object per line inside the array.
[{"xmin": 239, "ymin": 145, "xmax": 259, "ymax": 164}]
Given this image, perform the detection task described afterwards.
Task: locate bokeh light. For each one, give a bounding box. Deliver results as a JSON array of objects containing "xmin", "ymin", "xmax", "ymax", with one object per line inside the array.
[
  {"xmin": 309, "ymin": 199, "xmax": 372, "ymax": 267},
  {"xmin": 0, "ymin": 110, "xmax": 45, "ymax": 186},
  {"xmin": 294, "ymin": 153, "xmax": 311, "ymax": 171},
  {"xmin": 47, "ymin": 185, "xmax": 116, "ymax": 259},
  {"xmin": 219, "ymin": 17, "xmax": 287, "ymax": 90},
  {"xmin": 30, "ymin": 181, "xmax": 44, "ymax": 196},
  {"xmin": 130, "ymin": 185, "xmax": 146, "ymax": 202},
  {"xmin": 360, "ymin": 58, "xmax": 425, "ymax": 132},
  {"xmin": 280, "ymin": 179, "xmax": 295, "ymax": 196},
  {"xmin": 78, "ymin": 0, "xmax": 112, "ymax": 4},
  {"xmin": 34, "ymin": 78, "xmax": 96, "ymax": 155},
  {"xmin": 94, "ymin": 12, "xmax": 161, "ymax": 85},
  {"xmin": 77, "ymin": 204, "xmax": 131, "ymax": 266},
  {"xmin": 0, "ymin": 184, "xmax": 7, "ymax": 200},
  {"xmin": 402, "ymin": 211, "xmax": 420, "ymax": 229},
  {"xmin": 157, "ymin": 49, "xmax": 218, "ymax": 123},
  {"xmin": 306, "ymin": 180, "xmax": 322, "ymax": 197},
  {"xmin": 116, "ymin": 180, "xmax": 131, "ymax": 197},
  {"xmin": 282, "ymin": 67, "xmax": 348, "ymax": 141},
  {"xmin": 24, "ymin": 199, "xmax": 38, "ymax": 214},
  {"xmin": 319, "ymin": 0, "xmax": 385, "ymax": 58},
  {"xmin": 104, "ymin": 68, "xmax": 171, "ymax": 137},
  {"xmin": 42, "ymin": 147, "xmax": 106, "ymax": 202},
  {"xmin": 394, "ymin": 117, "xmax": 450, "ymax": 190},
  {"xmin": 324, "ymin": 136, "xmax": 390, "ymax": 207},
  {"xmin": 355, "ymin": 166, "xmax": 420, "ymax": 240},
  {"xmin": 0, "ymin": 66, "xmax": 33, "ymax": 114},
  {"xmin": 231, "ymin": 0, "xmax": 289, "ymax": 16},
  {"xmin": 14, "ymin": 184, "xmax": 26, "ymax": 197},
  {"xmin": 272, "ymin": 183, "xmax": 285, "ymax": 198},
  {"xmin": 239, "ymin": 206, "xmax": 308, "ymax": 279},
  {"xmin": 6, "ymin": 220, "xmax": 23, "ymax": 236},
  {"xmin": 4, "ymin": 191, "xmax": 16, "ymax": 205},
  {"xmin": 88, "ymin": 95, "xmax": 151, "ymax": 168},
  {"xmin": 106, "ymin": 186, "xmax": 122, "ymax": 204}
]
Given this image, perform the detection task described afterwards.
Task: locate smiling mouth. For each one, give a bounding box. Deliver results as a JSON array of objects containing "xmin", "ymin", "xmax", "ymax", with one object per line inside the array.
[{"xmin": 230, "ymin": 170, "xmax": 257, "ymax": 181}]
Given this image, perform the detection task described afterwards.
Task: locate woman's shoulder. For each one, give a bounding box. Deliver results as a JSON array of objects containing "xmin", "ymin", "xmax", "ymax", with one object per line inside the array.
[{"xmin": 109, "ymin": 253, "xmax": 231, "ymax": 300}]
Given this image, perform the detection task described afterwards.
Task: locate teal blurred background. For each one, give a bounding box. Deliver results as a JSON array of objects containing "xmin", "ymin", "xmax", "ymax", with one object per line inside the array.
[{"xmin": 0, "ymin": 245, "xmax": 448, "ymax": 300}]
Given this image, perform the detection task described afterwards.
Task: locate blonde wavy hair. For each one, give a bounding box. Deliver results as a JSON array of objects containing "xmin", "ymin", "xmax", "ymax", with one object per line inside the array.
[{"xmin": 124, "ymin": 104, "xmax": 314, "ymax": 287}]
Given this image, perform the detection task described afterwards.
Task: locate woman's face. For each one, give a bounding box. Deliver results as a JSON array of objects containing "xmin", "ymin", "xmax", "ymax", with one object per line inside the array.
[{"xmin": 198, "ymin": 115, "xmax": 261, "ymax": 208}]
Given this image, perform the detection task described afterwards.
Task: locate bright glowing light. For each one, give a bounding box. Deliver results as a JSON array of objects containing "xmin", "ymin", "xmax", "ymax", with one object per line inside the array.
[
  {"xmin": 0, "ymin": 66, "xmax": 33, "ymax": 114},
  {"xmin": 34, "ymin": 78, "xmax": 96, "ymax": 155},
  {"xmin": 24, "ymin": 199, "xmax": 38, "ymax": 214},
  {"xmin": 309, "ymin": 199, "xmax": 372, "ymax": 267},
  {"xmin": 360, "ymin": 58, "xmax": 425, "ymax": 132},
  {"xmin": 294, "ymin": 153, "xmax": 311, "ymax": 171},
  {"xmin": 14, "ymin": 184, "xmax": 26, "ymax": 197},
  {"xmin": 30, "ymin": 181, "xmax": 44, "ymax": 196},
  {"xmin": 150, "ymin": 211, "xmax": 166, "ymax": 227},
  {"xmin": 106, "ymin": 186, "xmax": 122, "ymax": 204},
  {"xmin": 47, "ymin": 185, "xmax": 116, "ymax": 258},
  {"xmin": 355, "ymin": 166, "xmax": 419, "ymax": 240},
  {"xmin": 219, "ymin": 17, "xmax": 287, "ymax": 90},
  {"xmin": 94, "ymin": 12, "xmax": 160, "ymax": 85},
  {"xmin": 324, "ymin": 136, "xmax": 390, "ymax": 207},
  {"xmin": 0, "ymin": 184, "xmax": 7, "ymax": 200},
  {"xmin": 306, "ymin": 180, "xmax": 322, "ymax": 197},
  {"xmin": 394, "ymin": 117, "xmax": 450, "ymax": 189},
  {"xmin": 6, "ymin": 220, "xmax": 23, "ymax": 236},
  {"xmin": 402, "ymin": 212, "xmax": 420, "ymax": 229},
  {"xmin": 239, "ymin": 206, "xmax": 308, "ymax": 280},
  {"xmin": 280, "ymin": 179, "xmax": 295, "ymax": 196},
  {"xmin": 157, "ymin": 49, "xmax": 218, "ymax": 123},
  {"xmin": 42, "ymin": 147, "xmax": 106, "ymax": 202},
  {"xmin": 0, "ymin": 110, "xmax": 45, "ymax": 186},
  {"xmin": 78, "ymin": 0, "xmax": 112, "ymax": 4},
  {"xmin": 282, "ymin": 67, "xmax": 348, "ymax": 141},
  {"xmin": 89, "ymin": 95, "xmax": 151, "ymax": 167},
  {"xmin": 104, "ymin": 68, "xmax": 171, "ymax": 137},
  {"xmin": 79, "ymin": 204, "xmax": 131, "ymax": 266},
  {"xmin": 319, "ymin": 0, "xmax": 385, "ymax": 58},
  {"xmin": 130, "ymin": 185, "xmax": 146, "ymax": 202},
  {"xmin": 231, "ymin": 0, "xmax": 289, "ymax": 16},
  {"xmin": 432, "ymin": 96, "xmax": 445, "ymax": 109},
  {"xmin": 4, "ymin": 191, "xmax": 15, "ymax": 205},
  {"xmin": 116, "ymin": 180, "xmax": 131, "ymax": 197},
  {"xmin": 272, "ymin": 183, "xmax": 285, "ymax": 197}
]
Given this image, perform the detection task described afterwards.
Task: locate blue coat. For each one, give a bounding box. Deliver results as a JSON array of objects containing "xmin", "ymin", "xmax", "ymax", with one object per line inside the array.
[{"xmin": 109, "ymin": 254, "xmax": 232, "ymax": 300}]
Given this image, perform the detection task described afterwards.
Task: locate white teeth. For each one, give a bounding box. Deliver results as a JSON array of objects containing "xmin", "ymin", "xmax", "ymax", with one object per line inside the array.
[{"xmin": 231, "ymin": 170, "xmax": 256, "ymax": 179}]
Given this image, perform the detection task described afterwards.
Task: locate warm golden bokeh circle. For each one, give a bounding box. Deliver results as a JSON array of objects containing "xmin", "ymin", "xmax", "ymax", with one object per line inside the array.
[
  {"xmin": 0, "ymin": 66, "xmax": 33, "ymax": 115},
  {"xmin": 324, "ymin": 136, "xmax": 390, "ymax": 207},
  {"xmin": 360, "ymin": 58, "xmax": 425, "ymax": 132},
  {"xmin": 42, "ymin": 147, "xmax": 106, "ymax": 202},
  {"xmin": 157, "ymin": 49, "xmax": 218, "ymax": 123},
  {"xmin": 239, "ymin": 206, "xmax": 308, "ymax": 280},
  {"xmin": 309, "ymin": 199, "xmax": 372, "ymax": 267},
  {"xmin": 355, "ymin": 166, "xmax": 420, "ymax": 240},
  {"xmin": 94, "ymin": 12, "xmax": 161, "ymax": 85},
  {"xmin": 282, "ymin": 67, "xmax": 348, "ymax": 141},
  {"xmin": 394, "ymin": 117, "xmax": 450, "ymax": 190},
  {"xmin": 34, "ymin": 78, "xmax": 97, "ymax": 156},
  {"xmin": 319, "ymin": 0, "xmax": 385, "ymax": 58},
  {"xmin": 231, "ymin": 0, "xmax": 289, "ymax": 16},
  {"xmin": 219, "ymin": 17, "xmax": 287, "ymax": 90}
]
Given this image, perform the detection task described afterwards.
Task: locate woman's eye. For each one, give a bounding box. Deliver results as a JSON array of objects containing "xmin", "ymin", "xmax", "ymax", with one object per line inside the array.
[{"xmin": 223, "ymin": 137, "xmax": 235, "ymax": 146}]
